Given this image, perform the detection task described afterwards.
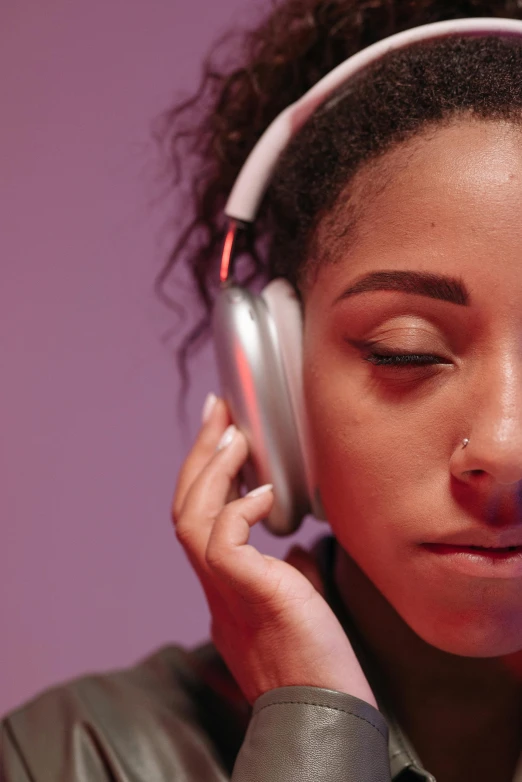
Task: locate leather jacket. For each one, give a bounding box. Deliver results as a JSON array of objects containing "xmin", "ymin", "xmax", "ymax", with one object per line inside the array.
[{"xmin": 0, "ymin": 536, "xmax": 492, "ymax": 782}]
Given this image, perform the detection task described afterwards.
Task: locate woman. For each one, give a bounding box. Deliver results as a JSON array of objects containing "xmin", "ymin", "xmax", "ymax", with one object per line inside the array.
[{"xmin": 3, "ymin": 1, "xmax": 522, "ymax": 780}]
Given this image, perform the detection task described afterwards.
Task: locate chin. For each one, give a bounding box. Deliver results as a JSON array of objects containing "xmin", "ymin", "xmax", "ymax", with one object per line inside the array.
[{"xmin": 407, "ymin": 606, "xmax": 522, "ymax": 658}]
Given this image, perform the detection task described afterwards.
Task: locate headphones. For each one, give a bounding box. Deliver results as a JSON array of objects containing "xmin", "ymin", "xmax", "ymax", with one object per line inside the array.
[{"xmin": 211, "ymin": 17, "xmax": 522, "ymax": 536}]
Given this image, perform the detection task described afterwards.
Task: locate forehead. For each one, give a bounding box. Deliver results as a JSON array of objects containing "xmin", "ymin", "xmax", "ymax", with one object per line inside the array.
[{"xmin": 307, "ymin": 118, "xmax": 522, "ymax": 306}]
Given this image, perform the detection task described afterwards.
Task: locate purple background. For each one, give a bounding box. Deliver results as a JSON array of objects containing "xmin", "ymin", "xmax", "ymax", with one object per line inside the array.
[{"xmin": 0, "ymin": 0, "xmax": 325, "ymax": 715}]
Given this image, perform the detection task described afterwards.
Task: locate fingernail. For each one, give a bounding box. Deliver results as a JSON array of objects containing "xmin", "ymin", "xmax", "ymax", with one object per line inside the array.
[
  {"xmin": 245, "ymin": 483, "xmax": 273, "ymax": 498},
  {"xmin": 201, "ymin": 392, "xmax": 217, "ymax": 424},
  {"xmin": 216, "ymin": 424, "xmax": 237, "ymax": 451}
]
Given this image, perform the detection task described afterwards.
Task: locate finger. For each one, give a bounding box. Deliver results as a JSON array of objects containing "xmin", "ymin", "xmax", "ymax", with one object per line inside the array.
[
  {"xmin": 173, "ymin": 395, "xmax": 231, "ymax": 520},
  {"xmin": 205, "ymin": 485, "xmax": 275, "ymax": 585},
  {"xmin": 174, "ymin": 426, "xmax": 249, "ymax": 555}
]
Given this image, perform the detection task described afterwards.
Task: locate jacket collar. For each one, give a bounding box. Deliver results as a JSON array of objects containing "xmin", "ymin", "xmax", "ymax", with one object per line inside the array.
[{"xmin": 316, "ymin": 535, "xmax": 436, "ymax": 782}]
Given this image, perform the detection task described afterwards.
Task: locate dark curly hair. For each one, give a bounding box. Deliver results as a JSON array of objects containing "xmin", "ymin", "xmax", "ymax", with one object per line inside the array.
[{"xmin": 154, "ymin": 0, "xmax": 522, "ymax": 405}]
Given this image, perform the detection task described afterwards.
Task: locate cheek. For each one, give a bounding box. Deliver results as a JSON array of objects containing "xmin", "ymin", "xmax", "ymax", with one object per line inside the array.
[
  {"xmin": 303, "ymin": 353, "xmax": 416, "ymax": 545},
  {"xmin": 303, "ymin": 346, "xmax": 449, "ymax": 594},
  {"xmin": 302, "ymin": 335, "xmax": 458, "ymax": 548},
  {"xmin": 304, "ymin": 363, "xmax": 396, "ymax": 607}
]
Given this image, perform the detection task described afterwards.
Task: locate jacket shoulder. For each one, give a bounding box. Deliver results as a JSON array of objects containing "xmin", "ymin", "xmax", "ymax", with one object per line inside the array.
[{"xmin": 1, "ymin": 644, "xmax": 249, "ymax": 782}]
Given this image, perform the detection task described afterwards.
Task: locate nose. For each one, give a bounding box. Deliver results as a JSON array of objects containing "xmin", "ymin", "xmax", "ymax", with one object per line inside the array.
[{"xmin": 452, "ymin": 350, "xmax": 522, "ymax": 488}]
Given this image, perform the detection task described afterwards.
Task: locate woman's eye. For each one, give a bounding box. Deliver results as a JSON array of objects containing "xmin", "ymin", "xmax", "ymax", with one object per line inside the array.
[
  {"xmin": 365, "ymin": 352, "xmax": 446, "ymax": 367},
  {"xmin": 344, "ymin": 339, "xmax": 451, "ymax": 370}
]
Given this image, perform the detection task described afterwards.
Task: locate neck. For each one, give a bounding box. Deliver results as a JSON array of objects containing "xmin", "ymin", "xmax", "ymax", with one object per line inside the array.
[{"xmin": 332, "ymin": 541, "xmax": 522, "ymax": 747}]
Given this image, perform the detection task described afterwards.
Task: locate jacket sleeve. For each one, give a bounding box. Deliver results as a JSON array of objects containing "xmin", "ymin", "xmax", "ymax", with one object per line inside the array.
[
  {"xmin": 232, "ymin": 685, "xmax": 391, "ymax": 782},
  {"xmin": 0, "ymin": 677, "xmax": 391, "ymax": 782}
]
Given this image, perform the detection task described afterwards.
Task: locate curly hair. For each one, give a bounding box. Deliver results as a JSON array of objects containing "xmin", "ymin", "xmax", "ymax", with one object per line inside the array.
[{"xmin": 154, "ymin": 0, "xmax": 522, "ymax": 403}]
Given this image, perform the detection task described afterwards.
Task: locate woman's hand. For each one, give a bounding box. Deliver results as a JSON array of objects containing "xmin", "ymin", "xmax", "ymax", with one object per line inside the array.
[{"xmin": 172, "ymin": 394, "xmax": 378, "ymax": 709}]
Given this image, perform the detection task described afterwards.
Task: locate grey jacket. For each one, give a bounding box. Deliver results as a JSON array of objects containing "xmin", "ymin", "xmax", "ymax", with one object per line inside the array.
[{"xmin": 0, "ymin": 537, "xmax": 436, "ymax": 781}]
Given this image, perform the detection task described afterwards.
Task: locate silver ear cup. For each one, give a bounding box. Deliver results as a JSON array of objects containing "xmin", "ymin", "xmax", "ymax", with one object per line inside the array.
[
  {"xmin": 261, "ymin": 280, "xmax": 326, "ymax": 523},
  {"xmin": 212, "ymin": 282, "xmax": 310, "ymax": 535}
]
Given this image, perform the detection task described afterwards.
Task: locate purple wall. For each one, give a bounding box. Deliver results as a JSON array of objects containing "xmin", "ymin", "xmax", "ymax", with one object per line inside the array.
[{"xmin": 0, "ymin": 1, "xmax": 324, "ymax": 715}]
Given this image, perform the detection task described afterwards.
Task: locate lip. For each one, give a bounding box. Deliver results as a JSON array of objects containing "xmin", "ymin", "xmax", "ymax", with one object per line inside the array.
[
  {"xmin": 425, "ymin": 529, "xmax": 522, "ymax": 548},
  {"xmin": 420, "ymin": 543, "xmax": 522, "ymax": 578}
]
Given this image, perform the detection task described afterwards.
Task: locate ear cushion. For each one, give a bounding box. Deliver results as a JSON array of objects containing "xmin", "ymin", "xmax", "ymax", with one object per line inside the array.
[
  {"xmin": 261, "ymin": 279, "xmax": 325, "ymax": 522},
  {"xmin": 212, "ymin": 281, "xmax": 310, "ymax": 535},
  {"xmin": 260, "ymin": 280, "xmax": 310, "ymax": 493}
]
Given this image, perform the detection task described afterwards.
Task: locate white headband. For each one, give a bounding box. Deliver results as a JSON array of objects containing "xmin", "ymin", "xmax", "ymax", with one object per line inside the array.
[{"xmin": 224, "ymin": 17, "xmax": 522, "ymax": 224}]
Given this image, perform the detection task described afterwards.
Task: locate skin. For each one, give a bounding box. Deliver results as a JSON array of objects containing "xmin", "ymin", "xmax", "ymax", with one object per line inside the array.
[
  {"xmin": 173, "ymin": 117, "xmax": 522, "ymax": 782},
  {"xmin": 304, "ymin": 117, "xmax": 522, "ymax": 780}
]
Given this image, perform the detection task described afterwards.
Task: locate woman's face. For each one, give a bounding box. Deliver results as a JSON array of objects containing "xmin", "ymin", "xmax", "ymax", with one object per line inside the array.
[{"xmin": 303, "ymin": 118, "xmax": 522, "ymax": 657}]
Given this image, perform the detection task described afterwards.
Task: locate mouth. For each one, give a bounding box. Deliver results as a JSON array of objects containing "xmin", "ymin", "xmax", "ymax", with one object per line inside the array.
[
  {"xmin": 447, "ymin": 546, "xmax": 522, "ymax": 551},
  {"xmin": 420, "ymin": 543, "xmax": 522, "ymax": 578},
  {"xmin": 454, "ymin": 545, "xmax": 522, "ymax": 552},
  {"xmin": 423, "ymin": 543, "xmax": 522, "ymax": 555}
]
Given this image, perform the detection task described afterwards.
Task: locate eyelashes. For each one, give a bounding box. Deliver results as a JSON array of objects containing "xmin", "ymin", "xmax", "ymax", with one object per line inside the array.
[
  {"xmin": 364, "ymin": 352, "xmax": 447, "ymax": 367},
  {"xmin": 343, "ymin": 337, "xmax": 452, "ymax": 371}
]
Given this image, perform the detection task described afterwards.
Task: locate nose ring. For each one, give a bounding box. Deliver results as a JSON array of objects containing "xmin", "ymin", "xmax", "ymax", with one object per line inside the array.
[{"xmin": 462, "ymin": 438, "xmax": 470, "ymax": 448}]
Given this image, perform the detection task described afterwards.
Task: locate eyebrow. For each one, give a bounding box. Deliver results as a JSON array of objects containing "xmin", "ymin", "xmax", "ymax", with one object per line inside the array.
[{"xmin": 334, "ymin": 270, "xmax": 470, "ymax": 306}]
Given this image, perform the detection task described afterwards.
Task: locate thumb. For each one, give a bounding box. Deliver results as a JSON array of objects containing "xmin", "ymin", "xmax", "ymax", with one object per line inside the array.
[{"xmin": 285, "ymin": 545, "xmax": 326, "ymax": 597}]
